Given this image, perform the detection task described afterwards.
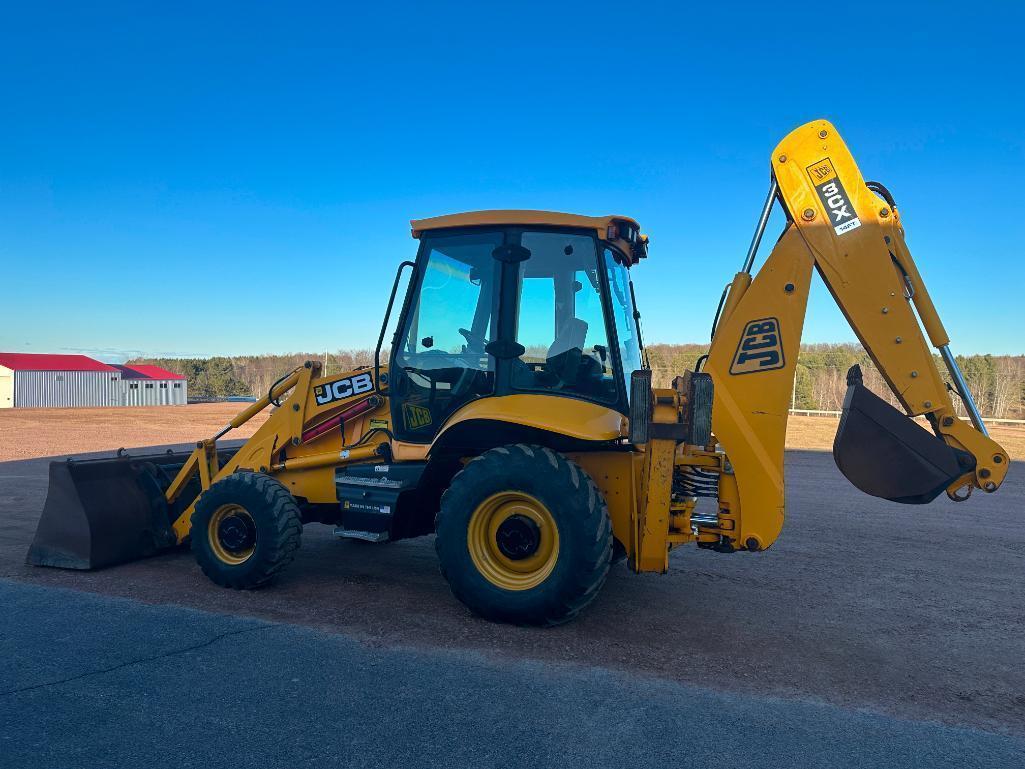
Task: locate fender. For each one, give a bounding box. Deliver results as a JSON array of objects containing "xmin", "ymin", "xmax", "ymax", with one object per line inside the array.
[{"xmin": 430, "ymin": 394, "xmax": 626, "ymax": 452}]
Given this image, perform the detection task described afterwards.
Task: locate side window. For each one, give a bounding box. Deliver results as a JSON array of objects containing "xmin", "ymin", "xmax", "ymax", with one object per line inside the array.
[
  {"xmin": 603, "ymin": 248, "xmax": 643, "ymax": 397},
  {"xmin": 517, "ymin": 277, "xmax": 556, "ymax": 366},
  {"xmin": 392, "ymin": 231, "xmax": 501, "ymax": 441},
  {"xmin": 511, "ymin": 232, "xmax": 616, "ymax": 402}
]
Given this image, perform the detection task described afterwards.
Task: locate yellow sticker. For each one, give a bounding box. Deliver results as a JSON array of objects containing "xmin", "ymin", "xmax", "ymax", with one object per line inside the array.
[{"xmin": 369, "ymin": 419, "xmax": 389, "ymax": 430}]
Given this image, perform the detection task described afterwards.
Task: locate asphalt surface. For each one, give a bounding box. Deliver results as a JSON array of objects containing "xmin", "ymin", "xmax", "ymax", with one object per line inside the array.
[
  {"xmin": 0, "ymin": 444, "xmax": 1023, "ymax": 751},
  {"xmin": 3, "ymin": 579, "xmax": 1024, "ymax": 769}
]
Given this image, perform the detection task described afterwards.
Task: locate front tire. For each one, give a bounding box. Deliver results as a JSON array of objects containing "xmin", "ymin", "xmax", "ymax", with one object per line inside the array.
[
  {"xmin": 435, "ymin": 444, "xmax": 612, "ymax": 626},
  {"xmin": 191, "ymin": 471, "xmax": 302, "ymax": 589}
]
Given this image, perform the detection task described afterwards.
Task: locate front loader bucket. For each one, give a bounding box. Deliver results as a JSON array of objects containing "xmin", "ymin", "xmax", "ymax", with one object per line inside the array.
[
  {"xmin": 26, "ymin": 449, "xmax": 218, "ymax": 570},
  {"xmin": 833, "ymin": 366, "xmax": 973, "ymax": 504}
]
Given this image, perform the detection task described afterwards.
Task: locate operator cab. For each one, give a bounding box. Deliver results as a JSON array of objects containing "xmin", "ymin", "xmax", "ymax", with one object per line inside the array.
[{"xmin": 388, "ymin": 211, "xmax": 647, "ymax": 443}]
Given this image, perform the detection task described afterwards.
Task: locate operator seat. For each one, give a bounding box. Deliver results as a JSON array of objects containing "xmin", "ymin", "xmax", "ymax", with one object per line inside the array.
[{"xmin": 543, "ymin": 318, "xmax": 587, "ymax": 386}]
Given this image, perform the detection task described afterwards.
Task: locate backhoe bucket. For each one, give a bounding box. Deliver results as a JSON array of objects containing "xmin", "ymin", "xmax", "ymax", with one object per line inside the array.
[
  {"xmin": 833, "ymin": 366, "xmax": 972, "ymax": 504},
  {"xmin": 26, "ymin": 450, "xmax": 205, "ymax": 570}
]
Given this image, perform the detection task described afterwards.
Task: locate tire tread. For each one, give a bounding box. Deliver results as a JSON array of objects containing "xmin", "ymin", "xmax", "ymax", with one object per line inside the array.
[
  {"xmin": 436, "ymin": 444, "xmax": 612, "ymax": 626},
  {"xmin": 193, "ymin": 472, "xmax": 302, "ymax": 589}
]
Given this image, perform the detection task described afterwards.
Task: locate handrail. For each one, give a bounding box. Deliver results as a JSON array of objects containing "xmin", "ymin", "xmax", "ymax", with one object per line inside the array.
[{"xmin": 374, "ymin": 260, "xmax": 416, "ymax": 390}]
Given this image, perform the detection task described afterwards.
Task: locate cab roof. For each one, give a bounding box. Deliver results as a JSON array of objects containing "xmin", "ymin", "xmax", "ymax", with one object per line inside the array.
[{"xmin": 410, "ymin": 210, "xmax": 640, "ymax": 239}]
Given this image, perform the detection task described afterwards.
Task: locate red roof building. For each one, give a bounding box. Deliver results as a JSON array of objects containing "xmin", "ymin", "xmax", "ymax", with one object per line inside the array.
[
  {"xmin": 0, "ymin": 352, "xmax": 119, "ymax": 373},
  {"xmin": 113, "ymin": 364, "xmax": 187, "ymax": 380},
  {"xmin": 0, "ymin": 353, "xmax": 188, "ymax": 408}
]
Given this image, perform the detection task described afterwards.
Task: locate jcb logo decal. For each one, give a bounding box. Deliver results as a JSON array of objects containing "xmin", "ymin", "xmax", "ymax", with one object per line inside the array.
[
  {"xmin": 314, "ymin": 372, "xmax": 374, "ymax": 406},
  {"xmin": 807, "ymin": 161, "xmax": 835, "ymax": 183},
  {"xmin": 730, "ymin": 318, "xmax": 785, "ymax": 375},
  {"xmin": 402, "ymin": 403, "xmax": 433, "ymax": 430},
  {"xmin": 807, "ymin": 158, "xmax": 861, "ymax": 236}
]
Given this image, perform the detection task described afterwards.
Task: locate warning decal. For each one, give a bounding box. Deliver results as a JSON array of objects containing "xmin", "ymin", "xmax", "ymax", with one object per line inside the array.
[{"xmin": 807, "ymin": 158, "xmax": 861, "ymax": 236}]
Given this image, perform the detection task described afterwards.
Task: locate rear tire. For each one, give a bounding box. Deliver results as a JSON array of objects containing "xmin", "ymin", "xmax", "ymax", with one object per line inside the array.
[
  {"xmin": 435, "ymin": 444, "xmax": 612, "ymax": 626},
  {"xmin": 191, "ymin": 472, "xmax": 302, "ymax": 589}
]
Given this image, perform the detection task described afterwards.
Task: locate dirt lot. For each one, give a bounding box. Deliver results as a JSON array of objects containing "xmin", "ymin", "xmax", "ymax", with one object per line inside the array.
[
  {"xmin": 0, "ymin": 405, "xmax": 1023, "ymax": 735},
  {"xmin": 0, "ymin": 403, "xmax": 270, "ymax": 462},
  {"xmin": 1, "ymin": 405, "xmax": 1020, "ymax": 461},
  {"xmin": 786, "ymin": 415, "xmax": 1025, "ymax": 458}
]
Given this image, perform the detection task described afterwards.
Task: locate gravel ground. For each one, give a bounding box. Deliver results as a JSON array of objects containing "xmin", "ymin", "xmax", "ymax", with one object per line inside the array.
[{"xmin": 1, "ymin": 441, "xmax": 1022, "ymax": 735}]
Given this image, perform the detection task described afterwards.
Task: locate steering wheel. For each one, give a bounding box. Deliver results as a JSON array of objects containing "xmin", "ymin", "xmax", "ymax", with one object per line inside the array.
[
  {"xmin": 408, "ymin": 350, "xmax": 481, "ymax": 399},
  {"xmin": 458, "ymin": 327, "xmax": 489, "ymax": 352}
]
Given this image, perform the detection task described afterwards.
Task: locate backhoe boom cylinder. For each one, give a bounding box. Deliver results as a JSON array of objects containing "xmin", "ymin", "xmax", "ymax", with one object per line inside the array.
[
  {"xmin": 939, "ymin": 344, "xmax": 988, "ymax": 436},
  {"xmin": 741, "ymin": 177, "xmax": 778, "ymax": 274}
]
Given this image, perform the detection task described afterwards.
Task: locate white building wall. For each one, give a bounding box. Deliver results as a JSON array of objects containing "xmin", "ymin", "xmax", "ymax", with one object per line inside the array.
[
  {"xmin": 121, "ymin": 379, "xmax": 187, "ymax": 406},
  {"xmin": 123, "ymin": 381, "xmax": 143, "ymax": 406},
  {"xmin": 0, "ymin": 367, "xmax": 13, "ymax": 408},
  {"xmin": 0, "ymin": 364, "xmax": 187, "ymax": 408},
  {"xmin": 13, "ymin": 370, "xmax": 121, "ymax": 408}
]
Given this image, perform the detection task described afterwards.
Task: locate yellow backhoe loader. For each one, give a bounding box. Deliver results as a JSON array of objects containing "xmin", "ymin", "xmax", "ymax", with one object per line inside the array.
[{"xmin": 27, "ymin": 120, "xmax": 1009, "ymax": 625}]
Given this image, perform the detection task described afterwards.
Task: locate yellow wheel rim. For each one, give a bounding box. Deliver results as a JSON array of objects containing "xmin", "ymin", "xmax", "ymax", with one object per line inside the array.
[
  {"xmin": 207, "ymin": 503, "xmax": 257, "ymax": 565},
  {"xmin": 467, "ymin": 491, "xmax": 559, "ymax": 591}
]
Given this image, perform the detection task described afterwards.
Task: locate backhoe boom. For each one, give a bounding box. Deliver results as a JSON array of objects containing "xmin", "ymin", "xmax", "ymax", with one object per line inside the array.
[{"xmin": 692, "ymin": 119, "xmax": 1008, "ymax": 554}]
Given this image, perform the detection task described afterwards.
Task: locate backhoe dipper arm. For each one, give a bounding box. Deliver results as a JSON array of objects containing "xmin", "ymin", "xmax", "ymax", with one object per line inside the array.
[{"xmin": 700, "ymin": 119, "xmax": 1008, "ymax": 553}]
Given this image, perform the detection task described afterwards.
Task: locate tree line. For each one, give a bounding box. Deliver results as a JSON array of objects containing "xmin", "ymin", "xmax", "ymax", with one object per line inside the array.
[
  {"xmin": 130, "ymin": 344, "xmax": 1025, "ymax": 419},
  {"xmin": 128, "ymin": 350, "xmax": 374, "ymax": 400},
  {"xmin": 646, "ymin": 343, "xmax": 1025, "ymax": 419}
]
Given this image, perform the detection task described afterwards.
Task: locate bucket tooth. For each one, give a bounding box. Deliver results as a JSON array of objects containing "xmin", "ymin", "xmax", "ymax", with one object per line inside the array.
[{"xmin": 833, "ymin": 366, "xmax": 973, "ymax": 504}]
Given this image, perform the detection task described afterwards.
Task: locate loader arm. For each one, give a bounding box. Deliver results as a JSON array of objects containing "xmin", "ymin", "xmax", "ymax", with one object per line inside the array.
[{"xmin": 696, "ymin": 119, "xmax": 1008, "ymax": 554}]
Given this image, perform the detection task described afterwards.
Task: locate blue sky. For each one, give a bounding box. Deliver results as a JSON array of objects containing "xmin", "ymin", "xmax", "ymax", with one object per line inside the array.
[{"xmin": 1, "ymin": 2, "xmax": 1022, "ymax": 360}]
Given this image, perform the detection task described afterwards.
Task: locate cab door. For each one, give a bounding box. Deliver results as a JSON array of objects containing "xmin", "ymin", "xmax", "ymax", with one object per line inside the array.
[{"xmin": 389, "ymin": 230, "xmax": 501, "ymax": 442}]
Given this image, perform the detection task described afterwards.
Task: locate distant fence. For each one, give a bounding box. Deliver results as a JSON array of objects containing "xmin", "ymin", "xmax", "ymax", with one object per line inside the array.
[{"xmin": 789, "ymin": 408, "xmax": 1025, "ymax": 426}]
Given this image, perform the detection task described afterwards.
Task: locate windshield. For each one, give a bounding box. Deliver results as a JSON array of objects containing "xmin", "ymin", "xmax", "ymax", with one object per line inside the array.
[{"xmin": 603, "ymin": 248, "xmax": 643, "ymax": 396}]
